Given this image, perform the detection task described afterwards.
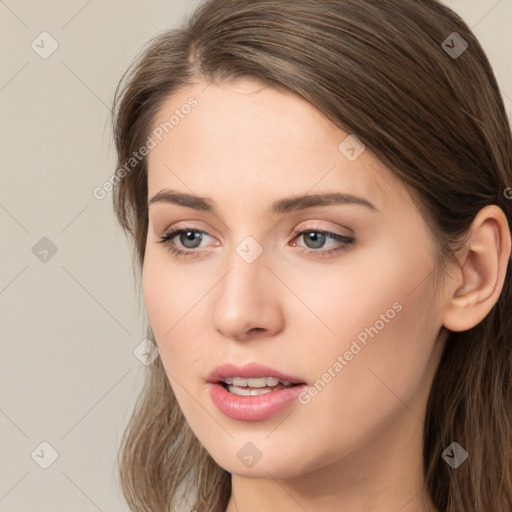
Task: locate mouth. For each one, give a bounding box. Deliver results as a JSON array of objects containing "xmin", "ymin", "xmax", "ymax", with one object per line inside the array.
[{"xmin": 206, "ymin": 362, "xmax": 307, "ymax": 420}]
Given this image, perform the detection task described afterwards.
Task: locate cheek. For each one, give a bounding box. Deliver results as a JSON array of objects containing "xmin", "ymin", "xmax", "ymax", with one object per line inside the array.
[
  {"xmin": 279, "ymin": 273, "xmax": 439, "ymax": 469},
  {"xmin": 304, "ymin": 259, "xmax": 437, "ymax": 421},
  {"xmin": 142, "ymin": 251, "xmax": 180, "ymax": 353},
  {"xmin": 141, "ymin": 249, "xmax": 212, "ymax": 374}
]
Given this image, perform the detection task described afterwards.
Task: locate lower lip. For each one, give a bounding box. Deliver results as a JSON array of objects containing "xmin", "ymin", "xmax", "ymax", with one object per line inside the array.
[{"xmin": 208, "ymin": 382, "xmax": 307, "ymax": 421}]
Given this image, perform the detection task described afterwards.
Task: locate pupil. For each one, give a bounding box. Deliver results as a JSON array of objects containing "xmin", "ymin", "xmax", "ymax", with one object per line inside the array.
[{"xmin": 305, "ymin": 232, "xmax": 325, "ymax": 249}]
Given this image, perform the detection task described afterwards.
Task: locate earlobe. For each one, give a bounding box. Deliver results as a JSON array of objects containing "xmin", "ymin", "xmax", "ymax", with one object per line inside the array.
[{"xmin": 442, "ymin": 205, "xmax": 511, "ymax": 333}]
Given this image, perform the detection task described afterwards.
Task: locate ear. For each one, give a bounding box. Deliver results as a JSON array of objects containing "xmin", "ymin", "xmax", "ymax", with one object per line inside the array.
[{"xmin": 442, "ymin": 205, "xmax": 511, "ymax": 332}]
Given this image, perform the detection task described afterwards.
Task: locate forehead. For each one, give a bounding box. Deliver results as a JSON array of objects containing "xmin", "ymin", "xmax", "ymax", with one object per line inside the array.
[{"xmin": 146, "ymin": 78, "xmax": 407, "ymax": 215}]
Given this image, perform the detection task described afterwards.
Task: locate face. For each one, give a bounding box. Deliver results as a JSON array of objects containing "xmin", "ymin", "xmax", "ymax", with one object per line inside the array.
[{"xmin": 143, "ymin": 78, "xmax": 447, "ymax": 480}]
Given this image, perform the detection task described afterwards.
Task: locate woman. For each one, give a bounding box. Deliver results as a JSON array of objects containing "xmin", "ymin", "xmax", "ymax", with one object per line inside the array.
[{"xmin": 111, "ymin": 0, "xmax": 512, "ymax": 510}]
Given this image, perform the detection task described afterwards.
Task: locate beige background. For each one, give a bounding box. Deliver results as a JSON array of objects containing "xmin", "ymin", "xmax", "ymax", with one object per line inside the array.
[{"xmin": 0, "ymin": 1, "xmax": 511, "ymax": 511}]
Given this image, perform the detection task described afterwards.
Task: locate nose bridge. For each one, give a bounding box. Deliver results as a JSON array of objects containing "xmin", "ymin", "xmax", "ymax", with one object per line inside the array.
[
  {"xmin": 222, "ymin": 232, "xmax": 269, "ymax": 295},
  {"xmin": 211, "ymin": 236, "xmax": 283, "ymax": 339},
  {"xmin": 216, "ymin": 241, "xmax": 268, "ymax": 314}
]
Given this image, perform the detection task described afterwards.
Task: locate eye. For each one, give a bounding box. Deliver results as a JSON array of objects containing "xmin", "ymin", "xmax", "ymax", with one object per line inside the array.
[
  {"xmin": 290, "ymin": 227, "xmax": 355, "ymax": 258},
  {"xmin": 157, "ymin": 225, "xmax": 215, "ymax": 257}
]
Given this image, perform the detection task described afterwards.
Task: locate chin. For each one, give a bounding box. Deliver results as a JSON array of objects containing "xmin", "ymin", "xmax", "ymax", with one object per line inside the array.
[{"xmin": 206, "ymin": 444, "xmax": 312, "ymax": 480}]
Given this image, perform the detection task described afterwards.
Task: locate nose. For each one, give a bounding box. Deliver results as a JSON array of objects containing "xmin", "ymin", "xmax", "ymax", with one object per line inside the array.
[{"xmin": 211, "ymin": 247, "xmax": 285, "ymax": 342}]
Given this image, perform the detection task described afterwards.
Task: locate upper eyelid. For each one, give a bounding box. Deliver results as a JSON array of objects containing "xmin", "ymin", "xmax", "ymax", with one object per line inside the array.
[{"xmin": 160, "ymin": 223, "xmax": 216, "ymax": 239}]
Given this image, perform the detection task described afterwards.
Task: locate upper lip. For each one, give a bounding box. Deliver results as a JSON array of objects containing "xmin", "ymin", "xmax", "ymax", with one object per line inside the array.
[{"xmin": 206, "ymin": 362, "xmax": 306, "ymax": 384}]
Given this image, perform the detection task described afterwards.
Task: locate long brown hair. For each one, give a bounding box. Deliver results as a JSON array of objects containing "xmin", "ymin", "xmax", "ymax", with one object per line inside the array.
[{"xmin": 111, "ymin": 1, "xmax": 512, "ymax": 510}]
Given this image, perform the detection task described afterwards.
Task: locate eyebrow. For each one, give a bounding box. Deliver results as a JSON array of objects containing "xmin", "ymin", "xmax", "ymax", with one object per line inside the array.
[{"xmin": 148, "ymin": 189, "xmax": 378, "ymax": 214}]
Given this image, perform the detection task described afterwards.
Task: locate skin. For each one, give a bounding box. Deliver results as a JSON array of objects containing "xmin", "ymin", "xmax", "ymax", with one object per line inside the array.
[{"xmin": 142, "ymin": 78, "xmax": 511, "ymax": 512}]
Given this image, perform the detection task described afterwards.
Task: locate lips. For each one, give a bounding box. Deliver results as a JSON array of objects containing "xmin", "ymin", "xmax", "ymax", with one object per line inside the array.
[{"xmin": 206, "ymin": 362, "xmax": 308, "ymax": 421}]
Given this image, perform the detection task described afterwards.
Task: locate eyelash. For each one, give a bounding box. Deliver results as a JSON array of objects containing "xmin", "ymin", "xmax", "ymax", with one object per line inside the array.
[{"xmin": 157, "ymin": 224, "xmax": 355, "ymax": 259}]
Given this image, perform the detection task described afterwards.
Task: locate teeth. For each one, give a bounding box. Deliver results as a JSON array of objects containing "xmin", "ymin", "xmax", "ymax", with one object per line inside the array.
[
  {"xmin": 247, "ymin": 377, "xmax": 268, "ymax": 388},
  {"xmin": 225, "ymin": 377, "xmax": 289, "ymax": 387},
  {"xmin": 221, "ymin": 376, "xmax": 299, "ymax": 396},
  {"xmin": 228, "ymin": 386, "xmax": 274, "ymax": 396}
]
